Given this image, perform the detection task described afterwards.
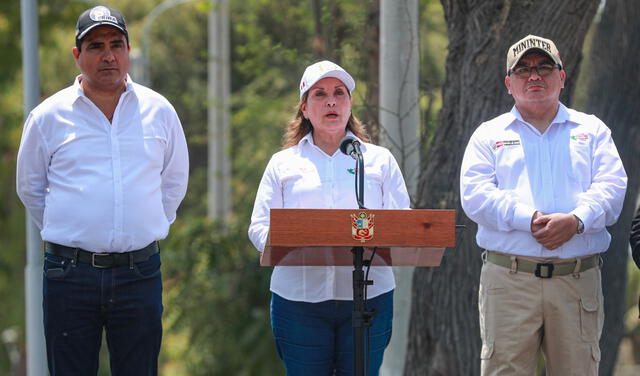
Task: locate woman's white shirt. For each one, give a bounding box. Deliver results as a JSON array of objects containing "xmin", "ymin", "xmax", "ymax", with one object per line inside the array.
[{"xmin": 248, "ymin": 132, "xmax": 410, "ymax": 302}]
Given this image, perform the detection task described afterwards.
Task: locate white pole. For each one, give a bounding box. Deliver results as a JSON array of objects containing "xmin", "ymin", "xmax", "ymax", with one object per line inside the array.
[
  {"xmin": 207, "ymin": 0, "xmax": 231, "ymax": 222},
  {"xmin": 20, "ymin": 0, "xmax": 48, "ymax": 374},
  {"xmin": 379, "ymin": 1, "xmax": 419, "ymax": 375}
]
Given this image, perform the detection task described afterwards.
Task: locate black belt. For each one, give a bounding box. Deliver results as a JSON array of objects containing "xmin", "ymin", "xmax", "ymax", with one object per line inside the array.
[{"xmin": 44, "ymin": 241, "xmax": 159, "ymax": 269}]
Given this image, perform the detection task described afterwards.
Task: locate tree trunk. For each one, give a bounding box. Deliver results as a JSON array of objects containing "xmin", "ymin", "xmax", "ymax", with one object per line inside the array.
[
  {"xmin": 584, "ymin": 0, "xmax": 640, "ymax": 374},
  {"xmin": 405, "ymin": 1, "xmax": 599, "ymax": 375}
]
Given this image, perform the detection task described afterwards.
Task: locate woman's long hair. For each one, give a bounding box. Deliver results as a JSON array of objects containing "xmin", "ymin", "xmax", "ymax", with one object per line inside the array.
[{"xmin": 281, "ymin": 92, "xmax": 370, "ymax": 149}]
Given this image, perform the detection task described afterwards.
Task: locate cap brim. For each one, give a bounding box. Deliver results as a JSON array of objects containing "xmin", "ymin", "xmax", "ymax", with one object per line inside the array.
[{"xmin": 508, "ymin": 48, "xmax": 561, "ymax": 73}]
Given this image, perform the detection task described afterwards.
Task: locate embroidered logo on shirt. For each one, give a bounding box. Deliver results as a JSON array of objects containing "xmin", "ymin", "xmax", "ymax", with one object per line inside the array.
[
  {"xmin": 570, "ymin": 133, "xmax": 589, "ymax": 142},
  {"xmin": 347, "ymin": 168, "xmax": 355, "ymax": 175},
  {"xmin": 492, "ymin": 140, "xmax": 521, "ymax": 150},
  {"xmin": 298, "ymin": 166, "xmax": 315, "ymax": 173}
]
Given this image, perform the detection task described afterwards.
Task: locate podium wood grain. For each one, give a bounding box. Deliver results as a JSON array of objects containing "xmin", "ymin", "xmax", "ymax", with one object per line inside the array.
[{"xmin": 261, "ymin": 209, "xmax": 455, "ymax": 267}]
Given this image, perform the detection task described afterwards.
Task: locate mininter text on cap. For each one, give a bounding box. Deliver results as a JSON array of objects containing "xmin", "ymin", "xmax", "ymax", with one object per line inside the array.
[
  {"xmin": 505, "ymin": 34, "xmax": 563, "ymax": 75},
  {"xmin": 75, "ymin": 5, "xmax": 129, "ymax": 49},
  {"xmin": 299, "ymin": 60, "xmax": 356, "ymax": 99}
]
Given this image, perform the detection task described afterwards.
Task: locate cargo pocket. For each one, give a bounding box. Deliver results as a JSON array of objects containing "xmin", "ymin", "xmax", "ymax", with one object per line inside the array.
[
  {"xmin": 480, "ymin": 341, "xmax": 494, "ymax": 360},
  {"xmin": 478, "ymin": 282, "xmax": 496, "ymax": 360},
  {"xmin": 579, "ymin": 297, "xmax": 599, "ymax": 342},
  {"xmin": 590, "ymin": 343, "xmax": 601, "ymax": 362}
]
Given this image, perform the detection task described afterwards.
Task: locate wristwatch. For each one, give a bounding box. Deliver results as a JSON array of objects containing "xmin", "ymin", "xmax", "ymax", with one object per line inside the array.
[{"xmin": 574, "ymin": 215, "xmax": 584, "ymax": 234}]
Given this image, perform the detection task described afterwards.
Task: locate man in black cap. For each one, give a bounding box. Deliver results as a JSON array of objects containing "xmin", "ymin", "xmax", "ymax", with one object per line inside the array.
[
  {"xmin": 16, "ymin": 5, "xmax": 189, "ymax": 375},
  {"xmin": 460, "ymin": 35, "xmax": 626, "ymax": 375}
]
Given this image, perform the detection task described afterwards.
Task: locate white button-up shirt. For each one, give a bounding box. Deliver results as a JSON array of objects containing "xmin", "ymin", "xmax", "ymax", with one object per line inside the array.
[
  {"xmin": 16, "ymin": 76, "xmax": 189, "ymax": 253},
  {"xmin": 460, "ymin": 103, "xmax": 627, "ymax": 259},
  {"xmin": 248, "ymin": 132, "xmax": 410, "ymax": 302}
]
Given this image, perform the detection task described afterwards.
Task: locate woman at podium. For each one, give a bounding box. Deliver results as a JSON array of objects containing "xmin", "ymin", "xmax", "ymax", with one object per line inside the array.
[{"xmin": 248, "ymin": 60, "xmax": 410, "ymax": 375}]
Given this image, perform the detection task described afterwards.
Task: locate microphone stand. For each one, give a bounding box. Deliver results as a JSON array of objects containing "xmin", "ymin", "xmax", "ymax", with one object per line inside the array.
[
  {"xmin": 352, "ymin": 150, "xmax": 374, "ymax": 376},
  {"xmin": 355, "ymin": 150, "xmax": 365, "ymax": 209}
]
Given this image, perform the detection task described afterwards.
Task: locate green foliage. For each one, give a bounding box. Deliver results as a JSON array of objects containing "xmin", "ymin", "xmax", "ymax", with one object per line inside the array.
[
  {"xmin": 148, "ymin": 10, "xmax": 211, "ymax": 244},
  {"xmin": 15, "ymin": 1, "xmax": 639, "ymax": 375},
  {"xmin": 0, "ymin": 1, "xmax": 21, "ymax": 90},
  {"xmin": 418, "ymin": 0, "xmax": 448, "ymax": 150},
  {"xmin": 160, "ymin": 217, "xmax": 283, "ymax": 375},
  {"xmin": 0, "ymin": 2, "xmax": 117, "ymax": 372},
  {"xmin": 230, "ymin": 0, "xmax": 313, "ymax": 80},
  {"xmin": 0, "ymin": 0, "xmax": 456, "ymax": 373}
]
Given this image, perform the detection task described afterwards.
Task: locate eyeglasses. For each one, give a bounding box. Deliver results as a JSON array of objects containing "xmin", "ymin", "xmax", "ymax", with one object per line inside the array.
[{"xmin": 510, "ymin": 63, "xmax": 559, "ymax": 78}]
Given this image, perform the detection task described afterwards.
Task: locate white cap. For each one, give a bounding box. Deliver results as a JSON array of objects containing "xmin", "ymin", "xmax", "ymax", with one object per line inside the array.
[
  {"xmin": 299, "ymin": 60, "xmax": 356, "ymax": 99},
  {"xmin": 506, "ymin": 34, "xmax": 563, "ymax": 75}
]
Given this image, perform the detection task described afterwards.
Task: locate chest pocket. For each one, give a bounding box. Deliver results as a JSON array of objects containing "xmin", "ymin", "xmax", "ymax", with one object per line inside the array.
[
  {"xmin": 494, "ymin": 143, "xmax": 525, "ymax": 188},
  {"xmin": 279, "ymin": 164, "xmax": 323, "ymax": 206},
  {"xmin": 568, "ymin": 142, "xmax": 592, "ymax": 185},
  {"xmin": 363, "ymin": 169, "xmax": 384, "ymax": 207}
]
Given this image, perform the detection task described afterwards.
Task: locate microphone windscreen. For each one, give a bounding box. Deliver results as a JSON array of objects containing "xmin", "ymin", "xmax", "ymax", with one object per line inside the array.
[{"xmin": 339, "ymin": 136, "xmax": 356, "ymax": 156}]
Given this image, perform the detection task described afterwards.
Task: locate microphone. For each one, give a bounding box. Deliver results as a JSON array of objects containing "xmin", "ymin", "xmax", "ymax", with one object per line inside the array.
[
  {"xmin": 339, "ymin": 136, "xmax": 362, "ymax": 160},
  {"xmin": 339, "ymin": 135, "xmax": 366, "ymax": 209}
]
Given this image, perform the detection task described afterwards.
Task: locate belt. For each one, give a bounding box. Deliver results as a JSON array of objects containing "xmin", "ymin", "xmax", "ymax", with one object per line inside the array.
[
  {"xmin": 44, "ymin": 241, "xmax": 159, "ymax": 269},
  {"xmin": 484, "ymin": 251, "xmax": 600, "ymax": 278}
]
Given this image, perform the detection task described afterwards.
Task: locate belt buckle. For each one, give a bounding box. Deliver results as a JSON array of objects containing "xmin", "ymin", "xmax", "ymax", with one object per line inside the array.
[
  {"xmin": 91, "ymin": 253, "xmax": 113, "ymax": 268},
  {"xmin": 535, "ymin": 263, "xmax": 554, "ymax": 278}
]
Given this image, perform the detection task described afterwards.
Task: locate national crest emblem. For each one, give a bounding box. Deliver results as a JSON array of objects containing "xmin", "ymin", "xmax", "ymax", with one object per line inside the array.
[{"xmin": 351, "ymin": 212, "xmax": 375, "ymax": 243}]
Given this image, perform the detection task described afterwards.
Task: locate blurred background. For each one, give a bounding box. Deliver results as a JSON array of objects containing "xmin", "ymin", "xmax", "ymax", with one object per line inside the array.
[{"xmin": 1, "ymin": 0, "xmax": 639, "ymax": 375}]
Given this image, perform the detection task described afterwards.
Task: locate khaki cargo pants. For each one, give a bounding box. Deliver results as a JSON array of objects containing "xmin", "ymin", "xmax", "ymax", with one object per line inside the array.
[{"xmin": 479, "ymin": 254, "xmax": 603, "ymax": 376}]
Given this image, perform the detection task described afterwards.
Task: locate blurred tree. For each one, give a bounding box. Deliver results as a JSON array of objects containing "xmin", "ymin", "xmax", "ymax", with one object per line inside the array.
[
  {"xmin": 0, "ymin": 0, "xmax": 84, "ymax": 372},
  {"xmin": 160, "ymin": 219, "xmax": 283, "ymax": 375},
  {"xmin": 418, "ymin": 0, "xmax": 447, "ymax": 151},
  {"xmin": 357, "ymin": 0, "xmax": 380, "ymax": 141},
  {"xmin": 12, "ymin": 1, "xmax": 630, "ymax": 375},
  {"xmin": 583, "ymin": 0, "xmax": 640, "ymax": 374},
  {"xmin": 625, "ymin": 263, "xmax": 640, "ymax": 365},
  {"xmin": 141, "ymin": 0, "xmax": 385, "ymax": 374},
  {"xmin": 406, "ymin": 1, "xmax": 599, "ymax": 375}
]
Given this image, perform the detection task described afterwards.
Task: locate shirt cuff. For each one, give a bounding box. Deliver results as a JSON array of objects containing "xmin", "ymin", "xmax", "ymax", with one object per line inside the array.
[
  {"xmin": 571, "ymin": 206, "xmax": 592, "ymax": 233},
  {"xmin": 513, "ymin": 204, "xmax": 537, "ymax": 232}
]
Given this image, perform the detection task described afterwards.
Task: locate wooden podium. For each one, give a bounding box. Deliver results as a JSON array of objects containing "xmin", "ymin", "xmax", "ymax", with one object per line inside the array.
[
  {"xmin": 261, "ymin": 208, "xmax": 456, "ymax": 267},
  {"xmin": 261, "ymin": 208, "xmax": 456, "ymax": 376}
]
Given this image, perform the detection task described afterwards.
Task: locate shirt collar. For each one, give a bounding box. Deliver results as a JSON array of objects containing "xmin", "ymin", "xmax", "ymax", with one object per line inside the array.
[
  {"xmin": 508, "ymin": 102, "xmax": 570, "ymax": 129},
  {"xmin": 299, "ymin": 131, "xmax": 314, "ymax": 146},
  {"xmin": 72, "ymin": 74, "xmax": 135, "ymax": 103},
  {"xmin": 298, "ymin": 130, "xmax": 367, "ymax": 153}
]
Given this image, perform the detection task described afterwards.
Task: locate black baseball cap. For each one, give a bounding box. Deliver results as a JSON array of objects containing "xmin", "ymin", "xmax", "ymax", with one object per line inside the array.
[{"xmin": 75, "ymin": 6, "xmax": 128, "ymax": 48}]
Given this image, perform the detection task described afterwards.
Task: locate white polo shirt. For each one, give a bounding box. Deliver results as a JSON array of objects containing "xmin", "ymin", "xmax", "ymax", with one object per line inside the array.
[
  {"xmin": 248, "ymin": 131, "xmax": 410, "ymax": 302},
  {"xmin": 460, "ymin": 103, "xmax": 626, "ymax": 259}
]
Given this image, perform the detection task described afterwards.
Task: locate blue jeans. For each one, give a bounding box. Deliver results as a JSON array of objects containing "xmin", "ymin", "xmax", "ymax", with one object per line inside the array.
[
  {"xmin": 43, "ymin": 251, "xmax": 163, "ymax": 376},
  {"xmin": 271, "ymin": 290, "xmax": 393, "ymax": 376}
]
